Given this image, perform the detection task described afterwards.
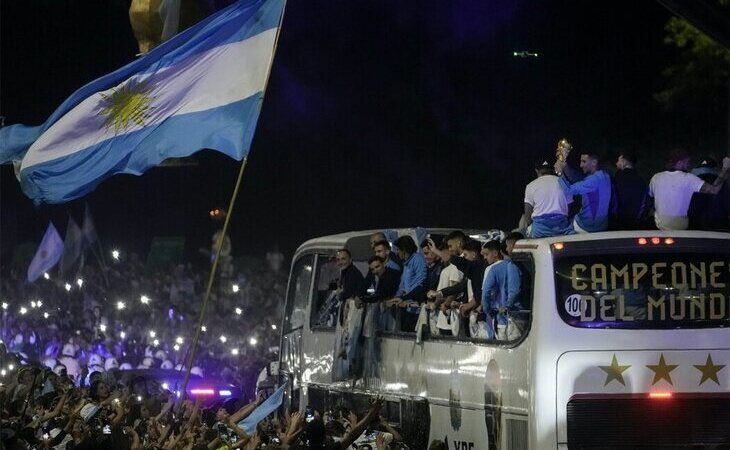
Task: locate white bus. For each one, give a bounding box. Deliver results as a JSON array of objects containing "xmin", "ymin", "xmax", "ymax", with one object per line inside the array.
[{"xmin": 276, "ymin": 228, "xmax": 729, "ymax": 449}]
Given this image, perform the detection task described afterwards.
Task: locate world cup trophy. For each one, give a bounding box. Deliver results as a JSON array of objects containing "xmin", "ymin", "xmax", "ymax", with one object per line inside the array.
[{"xmin": 555, "ymin": 138, "xmax": 573, "ymax": 175}]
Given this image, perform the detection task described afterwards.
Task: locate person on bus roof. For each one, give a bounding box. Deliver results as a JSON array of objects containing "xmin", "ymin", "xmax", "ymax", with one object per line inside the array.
[
  {"xmin": 522, "ymin": 160, "xmax": 574, "ymax": 238},
  {"xmin": 554, "ymin": 152, "xmax": 612, "ymax": 233},
  {"xmin": 611, "ymin": 152, "xmax": 648, "ymax": 230},
  {"xmin": 648, "ymin": 149, "xmax": 730, "ymax": 230}
]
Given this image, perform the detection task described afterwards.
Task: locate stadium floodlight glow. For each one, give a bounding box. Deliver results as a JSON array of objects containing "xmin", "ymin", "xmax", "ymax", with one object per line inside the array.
[
  {"xmin": 201, "ymin": 326, "xmax": 207, "ymax": 332},
  {"xmin": 231, "ymin": 348, "xmax": 239, "ymax": 355},
  {"xmin": 112, "ymin": 250, "xmax": 120, "ymax": 260},
  {"xmin": 173, "ymin": 344, "xmax": 180, "ymax": 351},
  {"xmin": 31, "ymin": 301, "xmax": 37, "ymax": 308},
  {"xmin": 219, "ymin": 335, "xmax": 227, "ymax": 343},
  {"xmin": 153, "ymin": 339, "xmax": 160, "ymax": 347},
  {"xmin": 117, "ymin": 301, "xmax": 126, "ymax": 310},
  {"xmin": 7, "ymin": 364, "xmax": 14, "ymax": 371},
  {"xmin": 0, "ymin": 370, "xmax": 5, "ymax": 377},
  {"xmin": 120, "ymin": 331, "xmax": 126, "ymax": 339},
  {"xmin": 162, "ymin": 383, "xmax": 169, "ymax": 390},
  {"xmin": 37, "ymin": 300, "xmax": 43, "ymax": 308},
  {"xmin": 249, "ymin": 337, "xmax": 258, "ymax": 346},
  {"xmin": 140, "ymin": 295, "xmax": 150, "ymax": 304},
  {"xmin": 100, "ymin": 324, "xmax": 107, "ymax": 332},
  {"xmin": 176, "ymin": 336, "xmax": 183, "ymax": 344},
  {"xmin": 1, "ymin": 302, "xmax": 7, "ymax": 310},
  {"xmin": 149, "ymin": 330, "xmax": 156, "ymax": 338},
  {"xmin": 19, "ymin": 307, "xmax": 27, "ymax": 315},
  {"xmin": 235, "ymin": 307, "xmax": 242, "ymax": 315},
  {"xmin": 43, "ymin": 273, "xmax": 50, "ymax": 280},
  {"xmin": 65, "ymin": 283, "xmax": 72, "ymax": 292},
  {"xmin": 43, "ymin": 312, "xmax": 50, "ymax": 319},
  {"xmin": 77, "ymin": 278, "xmax": 83, "ymax": 288},
  {"xmin": 232, "ymin": 284, "xmax": 240, "ymax": 293},
  {"xmin": 271, "ymin": 324, "xmax": 277, "ymax": 330}
]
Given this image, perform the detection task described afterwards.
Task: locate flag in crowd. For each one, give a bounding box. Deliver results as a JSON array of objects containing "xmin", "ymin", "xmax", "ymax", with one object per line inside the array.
[
  {"xmin": 0, "ymin": 0, "xmax": 285, "ymax": 204},
  {"xmin": 59, "ymin": 217, "xmax": 84, "ymax": 275},
  {"xmin": 26, "ymin": 223, "xmax": 64, "ymax": 282}
]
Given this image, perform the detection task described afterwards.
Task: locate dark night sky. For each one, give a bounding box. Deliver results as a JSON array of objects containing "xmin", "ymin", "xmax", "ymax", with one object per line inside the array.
[{"xmin": 0, "ymin": 1, "xmax": 685, "ymax": 262}]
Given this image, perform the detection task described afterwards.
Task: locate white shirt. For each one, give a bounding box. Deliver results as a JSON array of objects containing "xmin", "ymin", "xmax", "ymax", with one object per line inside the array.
[
  {"xmin": 436, "ymin": 264, "xmax": 463, "ymax": 330},
  {"xmin": 649, "ymin": 171, "xmax": 705, "ymax": 230},
  {"xmin": 524, "ymin": 174, "xmax": 569, "ymax": 217},
  {"xmin": 437, "ymin": 263, "xmax": 463, "ymax": 291}
]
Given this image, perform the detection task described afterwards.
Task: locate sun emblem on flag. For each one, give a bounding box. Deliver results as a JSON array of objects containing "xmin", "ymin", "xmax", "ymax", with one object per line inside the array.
[{"xmin": 98, "ymin": 80, "xmax": 155, "ymax": 134}]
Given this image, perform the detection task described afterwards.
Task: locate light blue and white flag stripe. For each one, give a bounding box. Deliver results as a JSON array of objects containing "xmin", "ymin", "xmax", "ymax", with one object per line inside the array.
[
  {"xmin": 5, "ymin": 0, "xmax": 284, "ymax": 204},
  {"xmin": 237, "ymin": 384, "xmax": 285, "ymax": 435}
]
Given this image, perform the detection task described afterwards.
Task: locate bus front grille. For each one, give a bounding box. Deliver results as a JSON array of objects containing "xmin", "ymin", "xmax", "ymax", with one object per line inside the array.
[{"xmin": 566, "ymin": 394, "xmax": 729, "ymax": 449}]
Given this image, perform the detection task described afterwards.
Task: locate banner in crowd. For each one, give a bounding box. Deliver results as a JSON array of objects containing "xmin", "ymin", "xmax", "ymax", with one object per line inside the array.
[
  {"xmin": 0, "ymin": 0, "xmax": 286, "ymax": 204},
  {"xmin": 238, "ymin": 384, "xmax": 285, "ymax": 435},
  {"xmin": 27, "ymin": 223, "xmax": 64, "ymax": 282}
]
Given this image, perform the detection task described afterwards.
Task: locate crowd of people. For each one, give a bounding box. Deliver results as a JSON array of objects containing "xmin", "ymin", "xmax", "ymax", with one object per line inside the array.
[
  {"xmin": 0, "ymin": 243, "xmax": 296, "ymax": 448},
  {"xmin": 521, "ymin": 150, "xmax": 730, "ymax": 237}
]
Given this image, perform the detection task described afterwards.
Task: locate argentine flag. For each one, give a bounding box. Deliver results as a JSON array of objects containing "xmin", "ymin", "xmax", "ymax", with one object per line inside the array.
[{"xmin": 0, "ymin": 0, "xmax": 285, "ymax": 204}]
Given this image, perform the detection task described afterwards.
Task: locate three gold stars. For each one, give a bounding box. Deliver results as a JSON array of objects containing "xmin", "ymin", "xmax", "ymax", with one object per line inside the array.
[
  {"xmin": 646, "ymin": 353, "xmax": 679, "ymax": 385},
  {"xmin": 693, "ymin": 354, "xmax": 725, "ymax": 386},
  {"xmin": 597, "ymin": 353, "xmax": 725, "ymax": 387}
]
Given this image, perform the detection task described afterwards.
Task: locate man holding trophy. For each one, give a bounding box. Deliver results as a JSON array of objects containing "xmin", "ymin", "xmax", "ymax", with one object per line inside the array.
[{"xmin": 553, "ymin": 141, "xmax": 612, "ymax": 233}]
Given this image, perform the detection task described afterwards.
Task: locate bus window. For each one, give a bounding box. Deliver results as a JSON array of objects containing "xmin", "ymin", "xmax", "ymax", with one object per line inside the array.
[
  {"xmin": 283, "ymin": 255, "xmax": 314, "ymax": 333},
  {"xmin": 310, "ymin": 254, "xmax": 340, "ymax": 329},
  {"xmin": 554, "ymin": 242, "xmax": 729, "ymax": 329}
]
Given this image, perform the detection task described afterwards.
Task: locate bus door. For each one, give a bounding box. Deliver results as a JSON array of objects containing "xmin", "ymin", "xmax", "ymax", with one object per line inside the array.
[{"xmin": 279, "ymin": 254, "xmax": 315, "ymax": 408}]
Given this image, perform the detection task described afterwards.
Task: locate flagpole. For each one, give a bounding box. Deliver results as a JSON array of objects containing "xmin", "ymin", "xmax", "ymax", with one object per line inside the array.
[
  {"xmin": 180, "ymin": 156, "xmax": 248, "ymax": 396},
  {"xmin": 179, "ymin": 0, "xmax": 289, "ymax": 400}
]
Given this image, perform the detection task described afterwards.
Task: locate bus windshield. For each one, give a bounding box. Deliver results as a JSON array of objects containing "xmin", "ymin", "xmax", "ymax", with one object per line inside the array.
[{"xmin": 554, "ymin": 239, "xmax": 729, "ymax": 329}]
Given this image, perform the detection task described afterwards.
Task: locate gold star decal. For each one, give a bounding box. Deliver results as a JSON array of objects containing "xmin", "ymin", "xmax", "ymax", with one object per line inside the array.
[
  {"xmin": 599, "ymin": 354, "xmax": 631, "ymax": 386},
  {"xmin": 693, "ymin": 354, "xmax": 725, "ymax": 386},
  {"xmin": 646, "ymin": 353, "xmax": 678, "ymax": 385}
]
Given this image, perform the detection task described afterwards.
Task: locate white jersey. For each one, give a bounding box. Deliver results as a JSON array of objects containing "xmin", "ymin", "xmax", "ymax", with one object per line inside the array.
[
  {"xmin": 649, "ymin": 170, "xmax": 705, "ymax": 230},
  {"xmin": 524, "ymin": 174, "xmax": 569, "ymax": 217}
]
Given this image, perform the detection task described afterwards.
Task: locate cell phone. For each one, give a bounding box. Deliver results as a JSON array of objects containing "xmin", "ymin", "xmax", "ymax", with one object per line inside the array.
[
  {"xmin": 42, "ymin": 433, "xmax": 49, "ymax": 440},
  {"xmin": 103, "ymin": 425, "xmax": 112, "ymax": 435},
  {"xmin": 305, "ymin": 406, "xmax": 314, "ymax": 422}
]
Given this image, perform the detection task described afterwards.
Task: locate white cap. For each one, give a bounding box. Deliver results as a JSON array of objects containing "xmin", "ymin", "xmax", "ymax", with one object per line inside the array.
[
  {"xmin": 62, "ymin": 344, "xmax": 76, "ymax": 357},
  {"xmin": 89, "ymin": 364, "xmax": 104, "ymax": 374},
  {"xmin": 88, "ymin": 354, "xmax": 103, "ymax": 367},
  {"xmin": 52, "ymin": 363, "xmax": 67, "ymax": 376},
  {"xmin": 142, "ymin": 357, "xmax": 154, "ymax": 367},
  {"xmin": 104, "ymin": 358, "xmax": 119, "ymax": 371},
  {"xmin": 190, "ymin": 366, "xmax": 203, "ymax": 377},
  {"xmin": 119, "ymin": 362, "xmax": 133, "ymax": 370},
  {"xmin": 136, "ymin": 364, "xmax": 148, "ymax": 369},
  {"xmin": 154, "ymin": 350, "xmax": 167, "ymax": 360},
  {"xmin": 43, "ymin": 358, "xmax": 58, "ymax": 369},
  {"xmin": 145, "ymin": 347, "xmax": 154, "ymax": 358},
  {"xmin": 160, "ymin": 360, "xmax": 174, "ymax": 370},
  {"xmin": 174, "ymin": 364, "xmax": 184, "ymax": 371}
]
